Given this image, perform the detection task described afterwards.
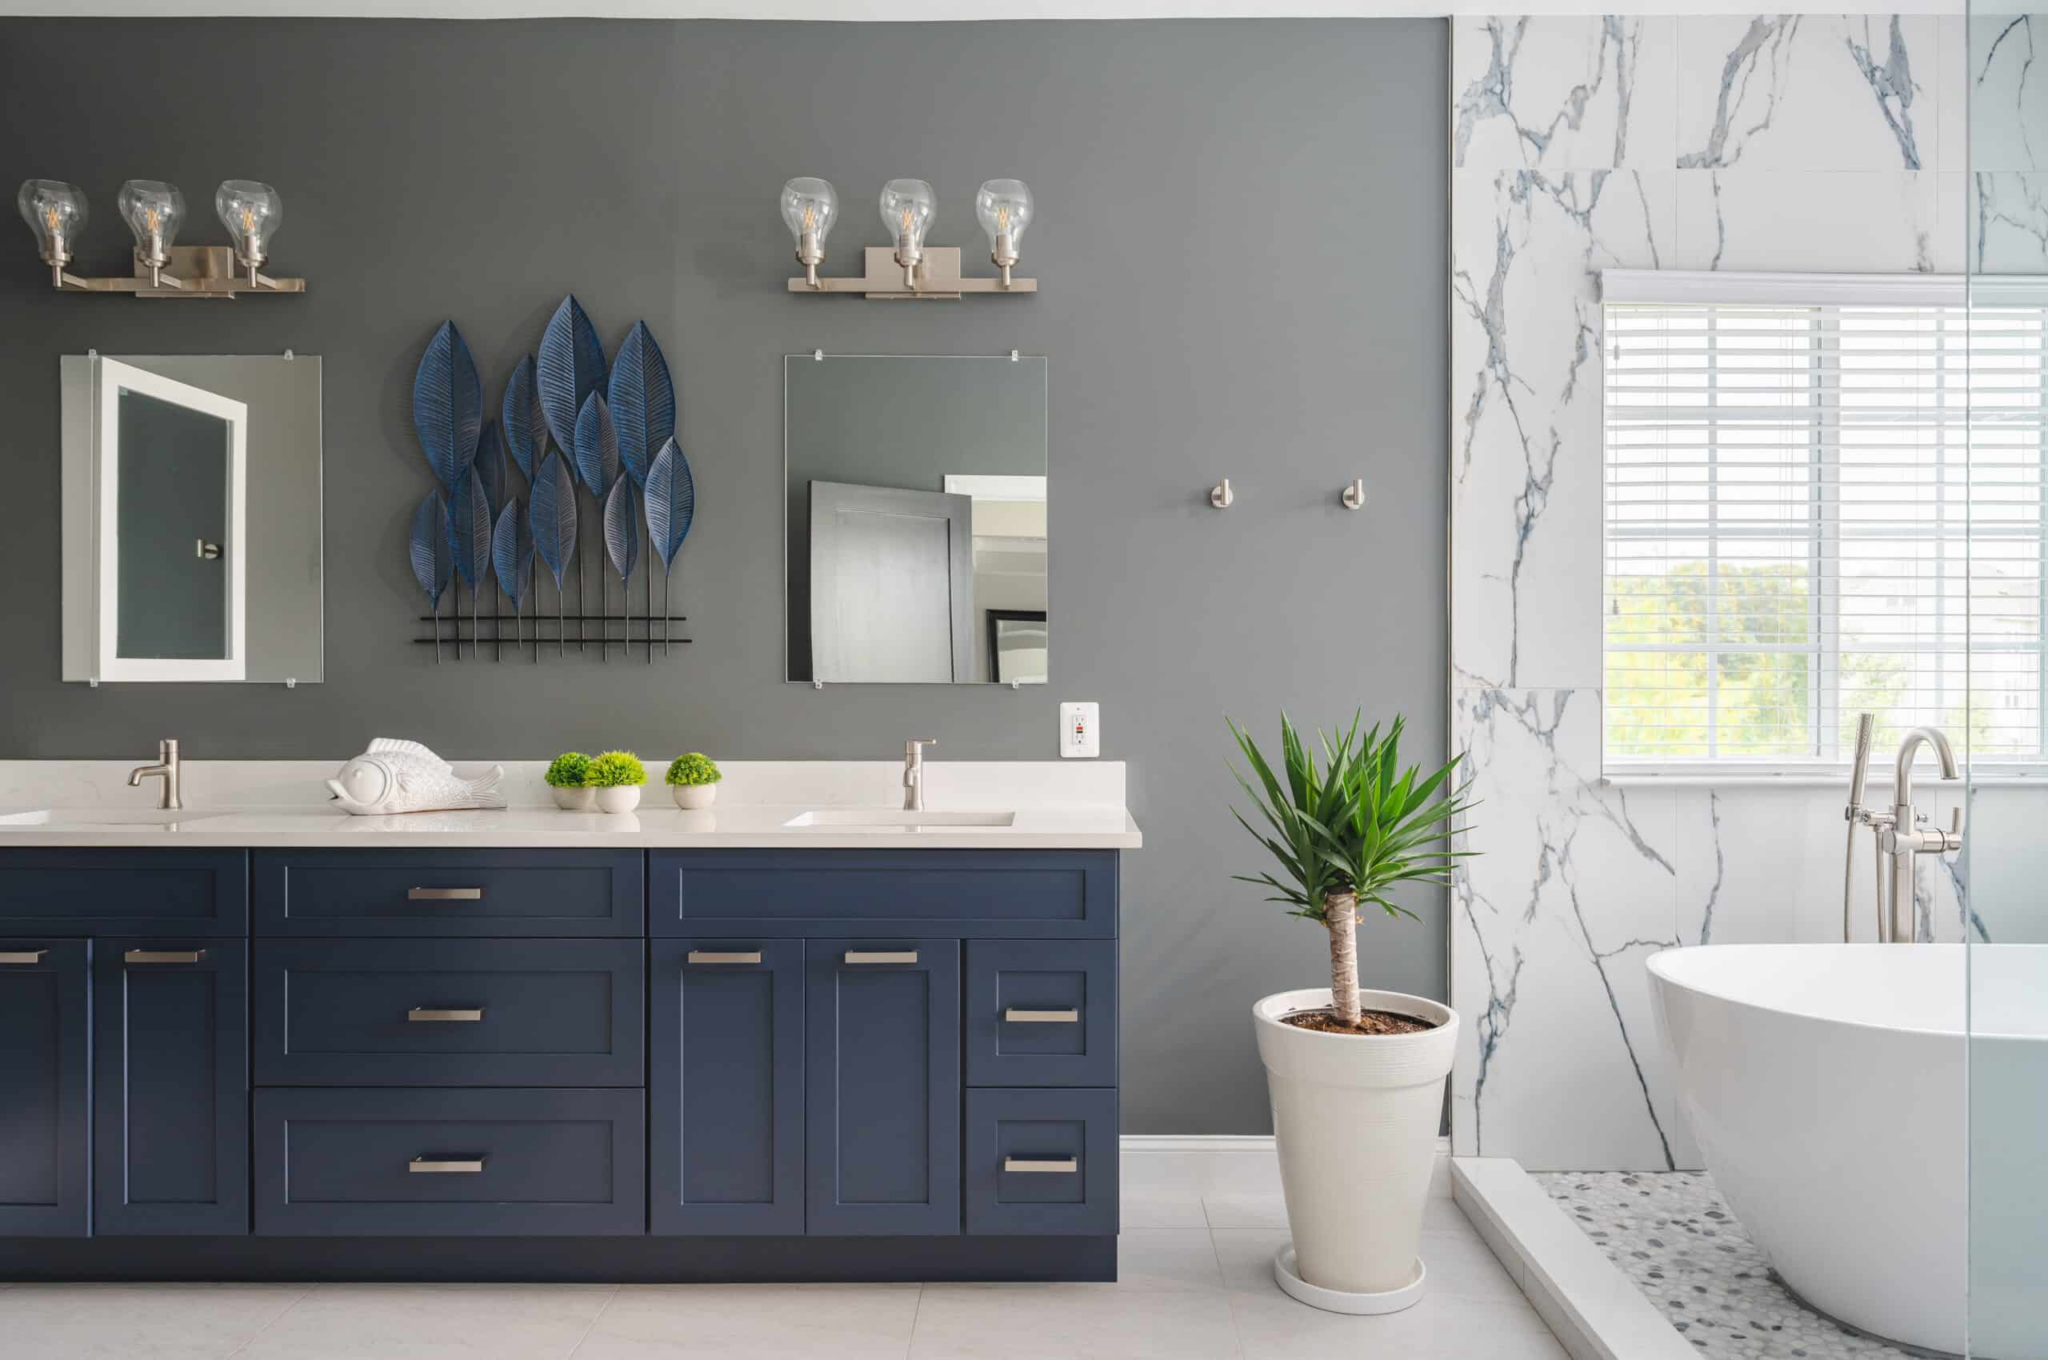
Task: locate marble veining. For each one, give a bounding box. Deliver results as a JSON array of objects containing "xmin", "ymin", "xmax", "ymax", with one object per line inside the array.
[{"xmin": 1678, "ymin": 16, "xmax": 1803, "ymax": 169}]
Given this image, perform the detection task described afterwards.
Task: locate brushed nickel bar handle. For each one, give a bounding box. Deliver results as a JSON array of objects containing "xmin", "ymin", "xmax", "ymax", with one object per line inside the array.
[
  {"xmin": 1005, "ymin": 1008, "xmax": 1080, "ymax": 1023},
  {"xmin": 1004, "ymin": 1157, "xmax": 1079, "ymax": 1174},
  {"xmin": 124, "ymin": 949, "xmax": 205, "ymax": 965},
  {"xmin": 408, "ymin": 887, "xmax": 483, "ymax": 902},
  {"xmin": 409, "ymin": 1157, "xmax": 485, "ymax": 1174},
  {"xmin": 687, "ymin": 951, "xmax": 763, "ymax": 965},
  {"xmin": 845, "ymin": 951, "xmax": 918, "ymax": 965},
  {"xmin": 407, "ymin": 1007, "xmax": 485, "ymax": 1022},
  {"xmin": 0, "ymin": 950, "xmax": 48, "ymax": 965}
]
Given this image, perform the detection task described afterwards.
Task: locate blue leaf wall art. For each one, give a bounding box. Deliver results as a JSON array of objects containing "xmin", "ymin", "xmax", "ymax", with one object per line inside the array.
[
  {"xmin": 604, "ymin": 478, "xmax": 641, "ymax": 580},
  {"xmin": 644, "ymin": 437, "xmax": 696, "ymax": 655},
  {"xmin": 410, "ymin": 489, "xmax": 454, "ymax": 664},
  {"xmin": 412, "ymin": 321, "xmax": 483, "ymax": 492},
  {"xmin": 492, "ymin": 499, "xmax": 535, "ymax": 658},
  {"xmin": 574, "ymin": 391, "xmax": 622, "ymax": 499},
  {"xmin": 450, "ymin": 469, "xmax": 492, "ymax": 592},
  {"xmin": 537, "ymin": 295, "xmax": 607, "ymax": 462},
  {"xmin": 501, "ymin": 355, "xmax": 546, "ymax": 483},
  {"xmin": 608, "ymin": 321, "xmax": 674, "ymax": 490},
  {"xmin": 531, "ymin": 450, "xmax": 578, "ymax": 657},
  {"xmin": 474, "ymin": 419, "xmax": 511, "ymax": 522}
]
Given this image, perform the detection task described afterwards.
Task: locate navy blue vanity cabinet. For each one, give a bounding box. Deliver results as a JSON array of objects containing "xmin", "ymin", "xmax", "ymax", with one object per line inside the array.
[
  {"xmin": 965, "ymin": 1087, "xmax": 1119, "ymax": 1236},
  {"xmin": 650, "ymin": 939, "xmax": 805, "ymax": 1235},
  {"xmin": 94, "ymin": 941, "xmax": 249, "ymax": 1236},
  {"xmin": 0, "ymin": 939, "xmax": 90, "ymax": 1236},
  {"xmin": 254, "ymin": 849, "xmax": 643, "ymax": 937},
  {"xmin": 804, "ymin": 938, "xmax": 962, "ymax": 1235},
  {"xmin": 0, "ymin": 850, "xmax": 247, "ymax": 935}
]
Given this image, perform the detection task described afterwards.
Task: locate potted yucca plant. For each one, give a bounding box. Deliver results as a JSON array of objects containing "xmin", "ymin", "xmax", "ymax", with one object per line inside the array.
[{"xmin": 1228, "ymin": 712, "xmax": 1474, "ymax": 1314}]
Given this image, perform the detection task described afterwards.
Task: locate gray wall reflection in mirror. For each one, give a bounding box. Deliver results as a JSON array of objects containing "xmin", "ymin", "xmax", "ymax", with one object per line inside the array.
[
  {"xmin": 116, "ymin": 388, "xmax": 232, "ymax": 660},
  {"xmin": 786, "ymin": 355, "xmax": 1048, "ymax": 685}
]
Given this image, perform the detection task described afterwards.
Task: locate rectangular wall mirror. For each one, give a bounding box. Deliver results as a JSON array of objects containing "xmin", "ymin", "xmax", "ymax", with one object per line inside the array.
[
  {"xmin": 786, "ymin": 355, "xmax": 1048, "ymax": 685},
  {"xmin": 61, "ymin": 354, "xmax": 323, "ymax": 684}
]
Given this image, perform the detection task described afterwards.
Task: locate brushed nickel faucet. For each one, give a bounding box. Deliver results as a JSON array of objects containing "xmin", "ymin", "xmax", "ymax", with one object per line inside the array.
[
  {"xmin": 903, "ymin": 739, "xmax": 937, "ymax": 811},
  {"xmin": 1844, "ymin": 719, "xmax": 1963, "ymax": 942},
  {"xmin": 128, "ymin": 738, "xmax": 182, "ymax": 810}
]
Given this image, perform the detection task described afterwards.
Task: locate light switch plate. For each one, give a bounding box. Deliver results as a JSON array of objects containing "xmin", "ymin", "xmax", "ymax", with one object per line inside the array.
[{"xmin": 1060, "ymin": 702, "xmax": 1100, "ymax": 758}]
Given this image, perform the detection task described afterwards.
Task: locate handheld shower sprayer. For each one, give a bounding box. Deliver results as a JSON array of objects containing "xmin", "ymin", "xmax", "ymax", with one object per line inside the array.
[{"xmin": 1844, "ymin": 714, "xmax": 1875, "ymax": 942}]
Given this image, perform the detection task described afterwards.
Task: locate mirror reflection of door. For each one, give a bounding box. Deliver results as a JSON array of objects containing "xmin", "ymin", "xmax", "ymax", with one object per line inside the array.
[
  {"xmin": 95, "ymin": 358, "xmax": 248, "ymax": 679},
  {"xmin": 808, "ymin": 480, "xmax": 974, "ymax": 682},
  {"xmin": 117, "ymin": 387, "xmax": 232, "ymax": 658}
]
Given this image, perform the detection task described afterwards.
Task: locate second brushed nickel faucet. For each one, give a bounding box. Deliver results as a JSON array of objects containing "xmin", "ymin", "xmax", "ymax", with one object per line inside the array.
[{"xmin": 127, "ymin": 738, "xmax": 182, "ymax": 810}]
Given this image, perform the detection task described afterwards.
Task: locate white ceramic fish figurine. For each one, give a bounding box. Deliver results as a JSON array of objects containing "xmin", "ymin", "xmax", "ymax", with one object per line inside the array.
[{"xmin": 326, "ymin": 739, "xmax": 507, "ymax": 816}]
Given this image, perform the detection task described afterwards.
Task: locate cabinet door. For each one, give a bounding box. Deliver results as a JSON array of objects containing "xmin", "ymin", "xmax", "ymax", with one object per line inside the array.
[
  {"xmin": 650, "ymin": 939, "xmax": 803, "ymax": 1235},
  {"xmin": 805, "ymin": 938, "xmax": 960, "ymax": 1235},
  {"xmin": 0, "ymin": 939, "xmax": 90, "ymax": 1236},
  {"xmin": 94, "ymin": 940, "xmax": 249, "ymax": 1235}
]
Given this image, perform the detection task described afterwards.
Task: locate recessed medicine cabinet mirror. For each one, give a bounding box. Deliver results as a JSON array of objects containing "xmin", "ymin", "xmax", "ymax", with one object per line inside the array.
[
  {"xmin": 786, "ymin": 354, "xmax": 1047, "ymax": 685},
  {"xmin": 61, "ymin": 353, "xmax": 323, "ymax": 684}
]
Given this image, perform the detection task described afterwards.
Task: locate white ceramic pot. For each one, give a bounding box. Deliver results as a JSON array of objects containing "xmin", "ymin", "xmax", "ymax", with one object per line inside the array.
[
  {"xmin": 1252, "ymin": 986, "xmax": 1458, "ymax": 1309},
  {"xmin": 594, "ymin": 785, "xmax": 642, "ymax": 815},
  {"xmin": 551, "ymin": 786, "xmax": 596, "ymax": 811},
  {"xmin": 671, "ymin": 784, "xmax": 717, "ymax": 810}
]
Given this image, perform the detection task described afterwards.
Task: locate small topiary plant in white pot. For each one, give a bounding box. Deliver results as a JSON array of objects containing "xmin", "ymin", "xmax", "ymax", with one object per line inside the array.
[
  {"xmin": 665, "ymin": 753, "xmax": 721, "ymax": 810},
  {"xmin": 586, "ymin": 751, "xmax": 647, "ymax": 815},
  {"xmin": 1228, "ymin": 712, "xmax": 1475, "ymax": 1314},
  {"xmin": 544, "ymin": 752, "xmax": 595, "ymax": 811}
]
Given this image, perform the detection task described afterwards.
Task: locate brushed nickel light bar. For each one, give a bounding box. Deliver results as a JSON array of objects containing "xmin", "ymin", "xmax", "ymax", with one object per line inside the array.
[
  {"xmin": 782, "ymin": 176, "xmax": 1037, "ymax": 300},
  {"xmin": 17, "ymin": 178, "xmax": 304, "ymax": 299}
]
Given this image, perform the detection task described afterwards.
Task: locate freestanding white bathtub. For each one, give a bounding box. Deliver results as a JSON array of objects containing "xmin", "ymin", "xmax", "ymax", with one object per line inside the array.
[{"xmin": 1649, "ymin": 944, "xmax": 2048, "ymax": 1359}]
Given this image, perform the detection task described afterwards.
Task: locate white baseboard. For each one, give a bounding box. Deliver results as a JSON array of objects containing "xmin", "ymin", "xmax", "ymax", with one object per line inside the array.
[{"xmin": 1120, "ymin": 1135, "xmax": 1453, "ymax": 1199}]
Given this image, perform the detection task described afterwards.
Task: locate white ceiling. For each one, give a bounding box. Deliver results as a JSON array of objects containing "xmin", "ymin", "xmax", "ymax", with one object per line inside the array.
[{"xmin": 0, "ymin": 1, "xmax": 1973, "ymax": 18}]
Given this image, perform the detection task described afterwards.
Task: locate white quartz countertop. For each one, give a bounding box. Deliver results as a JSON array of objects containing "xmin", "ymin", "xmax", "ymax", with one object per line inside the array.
[{"xmin": 0, "ymin": 760, "xmax": 1141, "ymax": 850}]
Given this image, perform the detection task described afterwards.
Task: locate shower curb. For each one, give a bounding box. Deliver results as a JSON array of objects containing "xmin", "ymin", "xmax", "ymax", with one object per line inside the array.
[{"xmin": 1452, "ymin": 1157, "xmax": 1695, "ymax": 1360}]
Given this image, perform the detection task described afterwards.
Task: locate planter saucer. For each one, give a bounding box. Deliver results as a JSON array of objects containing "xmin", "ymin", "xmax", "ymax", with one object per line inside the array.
[{"xmin": 1273, "ymin": 1246, "xmax": 1426, "ymax": 1315}]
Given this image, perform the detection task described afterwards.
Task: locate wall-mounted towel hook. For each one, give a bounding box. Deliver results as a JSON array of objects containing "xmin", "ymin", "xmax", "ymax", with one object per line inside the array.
[
  {"xmin": 813, "ymin": 348, "xmax": 824, "ymax": 362},
  {"xmin": 1210, "ymin": 478, "xmax": 1234, "ymax": 509},
  {"xmin": 1340, "ymin": 478, "xmax": 1365, "ymax": 511}
]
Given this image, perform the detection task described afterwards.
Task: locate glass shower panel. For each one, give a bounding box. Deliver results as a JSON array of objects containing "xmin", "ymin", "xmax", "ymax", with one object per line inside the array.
[{"xmin": 1968, "ymin": 5, "xmax": 2048, "ymax": 1356}]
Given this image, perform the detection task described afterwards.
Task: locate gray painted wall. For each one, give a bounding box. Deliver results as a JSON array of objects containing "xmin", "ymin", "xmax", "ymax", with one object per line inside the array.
[{"xmin": 0, "ymin": 16, "xmax": 1448, "ymax": 1133}]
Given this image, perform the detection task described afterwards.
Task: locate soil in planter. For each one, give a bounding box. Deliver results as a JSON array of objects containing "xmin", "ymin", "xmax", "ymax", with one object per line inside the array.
[{"xmin": 1282, "ymin": 1008, "xmax": 1438, "ymax": 1036}]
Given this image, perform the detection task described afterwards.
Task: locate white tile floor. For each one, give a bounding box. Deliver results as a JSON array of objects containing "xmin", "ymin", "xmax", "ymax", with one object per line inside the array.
[{"xmin": 0, "ymin": 1186, "xmax": 1565, "ymax": 1359}]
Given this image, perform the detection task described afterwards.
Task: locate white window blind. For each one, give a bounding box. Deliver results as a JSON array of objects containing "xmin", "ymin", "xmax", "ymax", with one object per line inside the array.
[{"xmin": 1603, "ymin": 288, "xmax": 2048, "ymax": 771}]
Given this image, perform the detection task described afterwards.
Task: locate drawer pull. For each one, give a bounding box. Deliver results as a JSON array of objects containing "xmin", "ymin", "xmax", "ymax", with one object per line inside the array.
[
  {"xmin": 1004, "ymin": 1157, "xmax": 1079, "ymax": 1174},
  {"xmin": 0, "ymin": 950, "xmax": 48, "ymax": 965},
  {"xmin": 407, "ymin": 1007, "xmax": 485, "ymax": 1023},
  {"xmin": 124, "ymin": 949, "xmax": 205, "ymax": 965},
  {"xmin": 687, "ymin": 950, "xmax": 763, "ymax": 965},
  {"xmin": 408, "ymin": 886, "xmax": 483, "ymax": 902},
  {"xmin": 1005, "ymin": 1008, "xmax": 1080, "ymax": 1023},
  {"xmin": 845, "ymin": 950, "xmax": 918, "ymax": 965},
  {"xmin": 409, "ymin": 1157, "xmax": 485, "ymax": 1174}
]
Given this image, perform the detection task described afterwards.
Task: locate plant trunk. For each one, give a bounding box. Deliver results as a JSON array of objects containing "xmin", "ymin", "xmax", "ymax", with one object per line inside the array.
[{"xmin": 1324, "ymin": 890, "xmax": 1361, "ymax": 1028}]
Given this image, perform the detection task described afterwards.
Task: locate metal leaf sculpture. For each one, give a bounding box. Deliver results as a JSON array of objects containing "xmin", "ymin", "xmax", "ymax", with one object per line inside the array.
[
  {"xmin": 474, "ymin": 419, "xmax": 510, "ymax": 522},
  {"xmin": 537, "ymin": 295, "xmax": 607, "ymax": 462},
  {"xmin": 450, "ymin": 468, "xmax": 492, "ymax": 591},
  {"xmin": 643, "ymin": 437, "xmax": 696, "ymax": 569},
  {"xmin": 492, "ymin": 499, "xmax": 533, "ymax": 609},
  {"xmin": 531, "ymin": 451, "xmax": 578, "ymax": 589},
  {"xmin": 412, "ymin": 320, "xmax": 483, "ymax": 492},
  {"xmin": 574, "ymin": 391, "xmax": 621, "ymax": 499},
  {"xmin": 608, "ymin": 321, "xmax": 673, "ymax": 490},
  {"xmin": 410, "ymin": 489, "xmax": 453, "ymax": 605},
  {"xmin": 501, "ymin": 354, "xmax": 545, "ymax": 482},
  {"xmin": 643, "ymin": 437, "xmax": 696, "ymax": 656},
  {"xmin": 604, "ymin": 478, "xmax": 641, "ymax": 581}
]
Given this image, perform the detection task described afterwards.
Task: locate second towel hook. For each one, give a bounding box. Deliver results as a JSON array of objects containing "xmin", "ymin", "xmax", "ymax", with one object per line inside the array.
[
  {"xmin": 1340, "ymin": 478, "xmax": 1365, "ymax": 511},
  {"xmin": 1210, "ymin": 477, "xmax": 1234, "ymax": 509}
]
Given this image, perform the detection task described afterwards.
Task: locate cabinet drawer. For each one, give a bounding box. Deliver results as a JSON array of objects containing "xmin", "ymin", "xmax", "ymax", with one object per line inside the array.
[
  {"xmin": 0, "ymin": 850, "xmax": 247, "ymax": 936},
  {"xmin": 254, "ymin": 1088, "xmax": 645, "ymax": 1236},
  {"xmin": 965, "ymin": 940, "xmax": 1117, "ymax": 1088},
  {"xmin": 653, "ymin": 850, "xmax": 1116, "ymax": 939},
  {"xmin": 254, "ymin": 939, "xmax": 644, "ymax": 1087},
  {"xmin": 965, "ymin": 1088, "xmax": 1118, "ymax": 1237},
  {"xmin": 254, "ymin": 850, "xmax": 643, "ymax": 937}
]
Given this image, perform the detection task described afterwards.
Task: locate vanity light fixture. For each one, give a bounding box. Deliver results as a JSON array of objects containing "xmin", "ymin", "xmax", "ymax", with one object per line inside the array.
[
  {"xmin": 15, "ymin": 176, "xmax": 304, "ymax": 298},
  {"xmin": 785, "ymin": 176, "xmax": 1038, "ymax": 299}
]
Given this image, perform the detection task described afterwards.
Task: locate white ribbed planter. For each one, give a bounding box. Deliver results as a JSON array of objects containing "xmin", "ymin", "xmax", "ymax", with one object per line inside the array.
[{"xmin": 1252, "ymin": 987, "xmax": 1458, "ymax": 1311}]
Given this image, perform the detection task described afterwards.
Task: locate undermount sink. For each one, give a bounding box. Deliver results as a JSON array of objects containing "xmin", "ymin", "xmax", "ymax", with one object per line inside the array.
[
  {"xmin": 782, "ymin": 809, "xmax": 1017, "ymax": 829},
  {"xmin": 0, "ymin": 808, "xmax": 230, "ymax": 829}
]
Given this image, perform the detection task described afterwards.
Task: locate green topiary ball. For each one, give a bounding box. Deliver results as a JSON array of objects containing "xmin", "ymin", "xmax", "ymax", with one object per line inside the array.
[
  {"xmin": 665, "ymin": 753, "xmax": 721, "ymax": 787},
  {"xmin": 544, "ymin": 752, "xmax": 593, "ymax": 788},
  {"xmin": 586, "ymin": 751, "xmax": 647, "ymax": 788}
]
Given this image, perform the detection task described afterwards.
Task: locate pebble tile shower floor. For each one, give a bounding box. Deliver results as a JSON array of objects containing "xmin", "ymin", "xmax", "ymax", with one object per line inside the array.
[{"xmin": 1534, "ymin": 1171, "xmax": 1920, "ymax": 1359}]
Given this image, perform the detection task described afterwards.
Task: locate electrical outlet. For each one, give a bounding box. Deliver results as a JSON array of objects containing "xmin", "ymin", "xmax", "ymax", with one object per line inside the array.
[{"xmin": 1060, "ymin": 702, "xmax": 1100, "ymax": 758}]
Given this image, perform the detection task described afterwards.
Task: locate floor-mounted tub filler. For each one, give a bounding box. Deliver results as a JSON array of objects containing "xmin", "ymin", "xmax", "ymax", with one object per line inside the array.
[{"xmin": 1650, "ymin": 943, "xmax": 2048, "ymax": 1359}]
